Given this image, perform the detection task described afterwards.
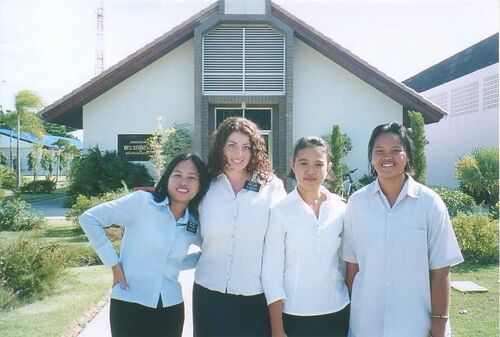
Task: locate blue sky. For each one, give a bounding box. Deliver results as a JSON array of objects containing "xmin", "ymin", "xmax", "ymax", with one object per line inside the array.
[{"xmin": 0, "ymin": 0, "xmax": 497, "ymax": 112}]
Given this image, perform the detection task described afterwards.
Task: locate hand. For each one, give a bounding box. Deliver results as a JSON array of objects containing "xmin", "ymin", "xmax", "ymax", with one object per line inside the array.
[{"xmin": 111, "ymin": 263, "xmax": 128, "ymax": 290}]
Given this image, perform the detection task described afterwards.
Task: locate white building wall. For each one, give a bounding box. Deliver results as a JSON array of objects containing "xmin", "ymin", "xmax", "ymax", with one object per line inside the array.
[
  {"xmin": 0, "ymin": 135, "xmax": 35, "ymax": 174},
  {"xmin": 224, "ymin": 0, "xmax": 266, "ymax": 15},
  {"xmin": 422, "ymin": 63, "xmax": 499, "ymax": 187},
  {"xmin": 83, "ymin": 39, "xmax": 195, "ymax": 153},
  {"xmin": 293, "ymin": 39, "xmax": 402, "ymax": 180}
]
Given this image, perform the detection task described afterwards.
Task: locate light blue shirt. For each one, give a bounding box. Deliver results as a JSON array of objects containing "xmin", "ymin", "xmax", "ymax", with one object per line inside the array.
[{"xmin": 79, "ymin": 191, "xmax": 201, "ymax": 308}]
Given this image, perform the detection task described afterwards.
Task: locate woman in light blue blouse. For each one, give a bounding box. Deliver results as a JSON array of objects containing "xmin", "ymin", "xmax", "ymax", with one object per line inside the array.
[{"xmin": 80, "ymin": 153, "xmax": 209, "ymax": 337}]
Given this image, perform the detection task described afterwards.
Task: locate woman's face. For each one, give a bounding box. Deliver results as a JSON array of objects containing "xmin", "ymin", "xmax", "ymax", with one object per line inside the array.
[
  {"xmin": 167, "ymin": 159, "xmax": 201, "ymax": 205},
  {"xmin": 291, "ymin": 146, "xmax": 331, "ymax": 191},
  {"xmin": 223, "ymin": 131, "xmax": 252, "ymax": 174},
  {"xmin": 371, "ymin": 132, "xmax": 408, "ymax": 181}
]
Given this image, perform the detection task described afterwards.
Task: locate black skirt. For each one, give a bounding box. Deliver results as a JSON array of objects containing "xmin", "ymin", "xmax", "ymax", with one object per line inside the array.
[
  {"xmin": 283, "ymin": 305, "xmax": 350, "ymax": 337},
  {"xmin": 109, "ymin": 297, "xmax": 184, "ymax": 337},
  {"xmin": 192, "ymin": 283, "xmax": 271, "ymax": 337}
]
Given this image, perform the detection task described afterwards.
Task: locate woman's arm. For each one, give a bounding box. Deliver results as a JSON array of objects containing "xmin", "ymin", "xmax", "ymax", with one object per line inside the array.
[
  {"xmin": 429, "ymin": 266, "xmax": 451, "ymax": 337},
  {"xmin": 268, "ymin": 300, "xmax": 287, "ymax": 337},
  {"xmin": 346, "ymin": 262, "xmax": 359, "ymax": 295}
]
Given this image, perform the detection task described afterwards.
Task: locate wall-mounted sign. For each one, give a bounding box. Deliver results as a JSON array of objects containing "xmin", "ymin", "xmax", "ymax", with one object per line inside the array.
[{"xmin": 117, "ymin": 134, "xmax": 152, "ymax": 161}]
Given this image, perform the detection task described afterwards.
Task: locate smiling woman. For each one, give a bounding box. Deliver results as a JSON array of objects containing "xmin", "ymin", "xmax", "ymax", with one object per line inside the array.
[
  {"xmin": 79, "ymin": 153, "xmax": 209, "ymax": 337},
  {"xmin": 341, "ymin": 122, "xmax": 464, "ymax": 337},
  {"xmin": 193, "ymin": 117, "xmax": 286, "ymax": 337}
]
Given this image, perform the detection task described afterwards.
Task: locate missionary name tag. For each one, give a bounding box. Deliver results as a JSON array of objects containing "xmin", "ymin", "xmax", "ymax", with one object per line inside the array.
[
  {"xmin": 186, "ymin": 220, "xmax": 199, "ymax": 233},
  {"xmin": 243, "ymin": 180, "xmax": 261, "ymax": 192}
]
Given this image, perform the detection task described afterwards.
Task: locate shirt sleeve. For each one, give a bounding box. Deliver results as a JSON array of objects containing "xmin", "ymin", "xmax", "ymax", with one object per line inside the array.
[
  {"xmin": 262, "ymin": 207, "xmax": 287, "ymax": 305},
  {"xmin": 340, "ymin": 200, "xmax": 357, "ymax": 263},
  {"xmin": 181, "ymin": 252, "xmax": 201, "ymax": 270},
  {"xmin": 427, "ymin": 194, "xmax": 464, "ymax": 270},
  {"xmin": 268, "ymin": 176, "xmax": 287, "ymax": 208},
  {"xmin": 79, "ymin": 191, "xmax": 139, "ymax": 267}
]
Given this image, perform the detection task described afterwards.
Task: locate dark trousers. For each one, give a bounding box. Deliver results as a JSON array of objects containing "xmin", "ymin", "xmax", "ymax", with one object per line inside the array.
[
  {"xmin": 283, "ymin": 305, "xmax": 350, "ymax": 337},
  {"xmin": 110, "ymin": 298, "xmax": 184, "ymax": 337},
  {"xmin": 192, "ymin": 283, "xmax": 271, "ymax": 337}
]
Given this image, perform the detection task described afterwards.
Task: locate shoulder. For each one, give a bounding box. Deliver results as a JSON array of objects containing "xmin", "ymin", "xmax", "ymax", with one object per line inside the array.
[
  {"xmin": 346, "ymin": 183, "xmax": 372, "ymax": 205},
  {"xmin": 272, "ymin": 191, "xmax": 298, "ymax": 211},
  {"xmin": 414, "ymin": 182, "xmax": 447, "ymax": 211}
]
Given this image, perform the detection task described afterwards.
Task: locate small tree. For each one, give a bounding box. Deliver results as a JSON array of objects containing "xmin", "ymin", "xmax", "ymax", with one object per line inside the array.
[
  {"xmin": 455, "ymin": 147, "xmax": 499, "ymax": 208},
  {"xmin": 41, "ymin": 149, "xmax": 54, "ymax": 178},
  {"xmin": 147, "ymin": 120, "xmax": 192, "ymax": 184},
  {"xmin": 408, "ymin": 111, "xmax": 427, "ymax": 184},
  {"xmin": 27, "ymin": 144, "xmax": 43, "ymax": 181},
  {"xmin": 327, "ymin": 124, "xmax": 352, "ymax": 194}
]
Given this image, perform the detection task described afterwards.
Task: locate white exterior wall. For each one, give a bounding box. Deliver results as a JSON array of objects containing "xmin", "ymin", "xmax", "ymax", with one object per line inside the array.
[
  {"xmin": 422, "ymin": 63, "xmax": 499, "ymax": 187},
  {"xmin": 0, "ymin": 135, "xmax": 36, "ymax": 174},
  {"xmin": 293, "ymin": 39, "xmax": 402, "ymax": 180},
  {"xmin": 83, "ymin": 39, "xmax": 195, "ymax": 153},
  {"xmin": 224, "ymin": 0, "xmax": 266, "ymax": 15}
]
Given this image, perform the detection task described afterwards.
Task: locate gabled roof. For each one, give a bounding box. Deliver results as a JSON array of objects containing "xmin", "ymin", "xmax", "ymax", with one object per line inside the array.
[
  {"xmin": 41, "ymin": 1, "xmax": 445, "ymax": 128},
  {"xmin": 404, "ymin": 33, "xmax": 499, "ymax": 93},
  {"xmin": 0, "ymin": 128, "xmax": 84, "ymax": 149}
]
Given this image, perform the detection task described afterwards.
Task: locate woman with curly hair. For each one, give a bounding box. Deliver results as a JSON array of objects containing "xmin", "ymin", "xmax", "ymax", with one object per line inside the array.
[{"xmin": 193, "ymin": 117, "xmax": 286, "ymax": 337}]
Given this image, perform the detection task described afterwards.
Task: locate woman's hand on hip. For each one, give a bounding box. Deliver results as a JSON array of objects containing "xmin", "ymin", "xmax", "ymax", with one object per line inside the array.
[{"xmin": 111, "ymin": 263, "xmax": 128, "ymax": 290}]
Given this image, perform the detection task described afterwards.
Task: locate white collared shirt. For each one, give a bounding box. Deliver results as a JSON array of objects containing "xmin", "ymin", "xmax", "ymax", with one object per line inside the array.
[
  {"xmin": 195, "ymin": 174, "xmax": 287, "ymax": 295},
  {"xmin": 341, "ymin": 177, "xmax": 464, "ymax": 337},
  {"xmin": 79, "ymin": 191, "xmax": 201, "ymax": 308},
  {"xmin": 262, "ymin": 186, "xmax": 350, "ymax": 316}
]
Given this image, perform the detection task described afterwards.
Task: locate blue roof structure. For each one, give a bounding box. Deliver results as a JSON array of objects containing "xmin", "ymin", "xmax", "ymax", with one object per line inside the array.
[
  {"xmin": 0, "ymin": 128, "xmax": 83, "ymax": 150},
  {"xmin": 404, "ymin": 33, "xmax": 499, "ymax": 93}
]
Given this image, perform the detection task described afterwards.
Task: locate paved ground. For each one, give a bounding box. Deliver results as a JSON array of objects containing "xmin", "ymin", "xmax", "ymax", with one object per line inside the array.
[
  {"xmin": 78, "ymin": 270, "xmax": 195, "ymax": 337},
  {"xmin": 28, "ymin": 195, "xmax": 68, "ymax": 218}
]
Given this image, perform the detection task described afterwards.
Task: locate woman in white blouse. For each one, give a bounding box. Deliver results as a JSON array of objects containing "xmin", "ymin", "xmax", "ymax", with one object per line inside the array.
[
  {"xmin": 193, "ymin": 117, "xmax": 286, "ymax": 337},
  {"xmin": 80, "ymin": 153, "xmax": 209, "ymax": 337},
  {"xmin": 262, "ymin": 136, "xmax": 350, "ymax": 337},
  {"xmin": 341, "ymin": 123, "xmax": 463, "ymax": 337}
]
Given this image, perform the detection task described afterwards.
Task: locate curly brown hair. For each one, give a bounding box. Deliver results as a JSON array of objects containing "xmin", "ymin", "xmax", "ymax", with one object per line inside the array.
[{"xmin": 207, "ymin": 117, "xmax": 273, "ymax": 181}]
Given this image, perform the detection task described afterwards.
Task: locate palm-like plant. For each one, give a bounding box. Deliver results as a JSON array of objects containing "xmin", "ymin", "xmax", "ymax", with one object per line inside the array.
[{"xmin": 455, "ymin": 147, "xmax": 499, "ymax": 208}]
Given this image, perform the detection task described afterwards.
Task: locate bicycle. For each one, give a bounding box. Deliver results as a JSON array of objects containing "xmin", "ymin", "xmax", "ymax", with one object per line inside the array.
[{"xmin": 341, "ymin": 168, "xmax": 358, "ymax": 198}]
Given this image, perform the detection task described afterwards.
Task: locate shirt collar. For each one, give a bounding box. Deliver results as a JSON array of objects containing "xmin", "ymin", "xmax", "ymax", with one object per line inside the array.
[
  {"xmin": 370, "ymin": 175, "xmax": 420, "ymax": 199},
  {"xmin": 149, "ymin": 195, "xmax": 190, "ymax": 223},
  {"xmin": 291, "ymin": 185, "xmax": 333, "ymax": 203}
]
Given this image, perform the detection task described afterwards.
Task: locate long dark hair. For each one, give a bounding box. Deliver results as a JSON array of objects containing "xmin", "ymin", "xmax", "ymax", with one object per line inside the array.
[
  {"xmin": 367, "ymin": 122, "xmax": 414, "ymax": 177},
  {"xmin": 150, "ymin": 153, "xmax": 209, "ymax": 217},
  {"xmin": 206, "ymin": 117, "xmax": 273, "ymax": 181}
]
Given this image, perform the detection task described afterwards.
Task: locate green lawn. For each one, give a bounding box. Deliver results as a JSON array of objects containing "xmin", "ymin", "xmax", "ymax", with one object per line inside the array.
[
  {"xmin": 451, "ymin": 263, "xmax": 499, "ymax": 337},
  {"xmin": 0, "ymin": 266, "xmax": 111, "ymax": 337}
]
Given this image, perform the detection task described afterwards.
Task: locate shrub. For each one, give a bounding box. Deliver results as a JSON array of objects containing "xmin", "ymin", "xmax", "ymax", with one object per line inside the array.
[
  {"xmin": 0, "ymin": 238, "xmax": 66, "ymax": 301},
  {"xmin": 0, "ymin": 199, "xmax": 45, "ymax": 231},
  {"xmin": 0, "ymin": 165, "xmax": 16, "ymax": 190},
  {"xmin": 358, "ymin": 173, "xmax": 376, "ymax": 188},
  {"xmin": 490, "ymin": 202, "xmax": 499, "ymax": 220},
  {"xmin": 433, "ymin": 187, "xmax": 479, "ymax": 217},
  {"xmin": 20, "ymin": 179, "xmax": 56, "ymax": 194},
  {"xmin": 61, "ymin": 244, "xmax": 101, "ymax": 267},
  {"xmin": 0, "ymin": 284, "xmax": 18, "ymax": 311},
  {"xmin": 148, "ymin": 122, "xmax": 193, "ymax": 183},
  {"xmin": 66, "ymin": 189, "xmax": 130, "ymax": 227},
  {"xmin": 66, "ymin": 147, "xmax": 153, "ymax": 205},
  {"xmin": 455, "ymin": 147, "xmax": 499, "ymax": 207},
  {"xmin": 323, "ymin": 125, "xmax": 352, "ymax": 194},
  {"xmin": 452, "ymin": 213, "xmax": 499, "ymax": 264},
  {"xmin": 408, "ymin": 111, "xmax": 428, "ymax": 184}
]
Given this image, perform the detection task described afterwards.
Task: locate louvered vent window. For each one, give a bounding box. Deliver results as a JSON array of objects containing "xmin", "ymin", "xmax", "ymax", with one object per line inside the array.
[{"xmin": 203, "ymin": 24, "xmax": 285, "ymax": 95}]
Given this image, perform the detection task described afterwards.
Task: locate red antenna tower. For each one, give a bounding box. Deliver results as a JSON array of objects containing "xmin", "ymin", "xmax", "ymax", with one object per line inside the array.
[{"xmin": 95, "ymin": 0, "xmax": 104, "ymax": 75}]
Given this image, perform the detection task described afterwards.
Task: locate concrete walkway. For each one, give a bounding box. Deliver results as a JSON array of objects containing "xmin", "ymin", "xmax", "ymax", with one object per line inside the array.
[
  {"xmin": 78, "ymin": 270, "xmax": 195, "ymax": 337},
  {"xmin": 28, "ymin": 195, "xmax": 68, "ymax": 218}
]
